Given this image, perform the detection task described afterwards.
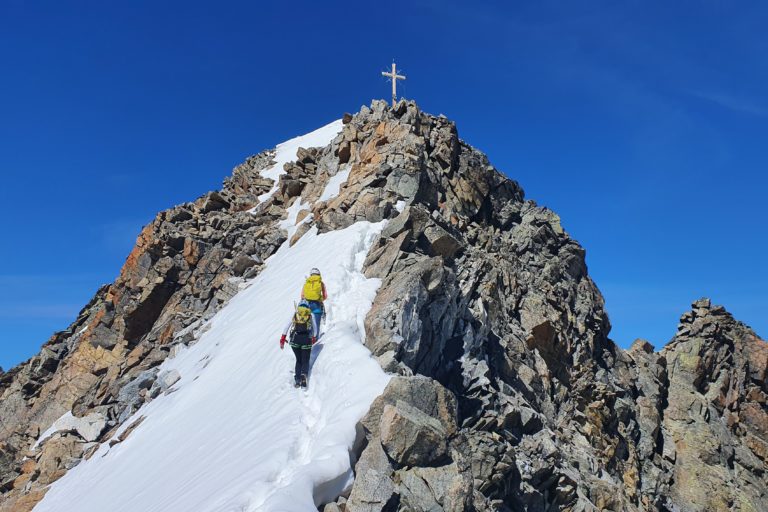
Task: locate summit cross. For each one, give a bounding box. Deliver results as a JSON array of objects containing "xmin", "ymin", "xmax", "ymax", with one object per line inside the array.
[{"xmin": 381, "ymin": 62, "xmax": 406, "ymax": 107}]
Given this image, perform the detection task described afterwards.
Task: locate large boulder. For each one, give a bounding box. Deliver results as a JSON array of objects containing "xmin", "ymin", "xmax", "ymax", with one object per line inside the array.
[
  {"xmin": 345, "ymin": 441, "xmax": 398, "ymax": 512},
  {"xmin": 396, "ymin": 462, "xmax": 472, "ymax": 512},
  {"xmin": 343, "ymin": 375, "xmax": 468, "ymax": 511},
  {"xmin": 199, "ymin": 191, "xmax": 230, "ymax": 213},
  {"xmin": 360, "ymin": 376, "xmax": 457, "ymax": 441},
  {"xmin": 380, "ymin": 402, "xmax": 448, "ymax": 467}
]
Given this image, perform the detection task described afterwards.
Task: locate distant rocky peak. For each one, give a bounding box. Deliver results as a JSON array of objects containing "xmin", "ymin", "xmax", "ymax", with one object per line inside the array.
[{"xmin": 665, "ymin": 298, "xmax": 767, "ymax": 387}]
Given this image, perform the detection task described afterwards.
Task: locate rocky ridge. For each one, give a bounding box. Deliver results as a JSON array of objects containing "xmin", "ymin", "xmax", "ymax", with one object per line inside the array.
[{"xmin": 0, "ymin": 100, "xmax": 765, "ymax": 511}]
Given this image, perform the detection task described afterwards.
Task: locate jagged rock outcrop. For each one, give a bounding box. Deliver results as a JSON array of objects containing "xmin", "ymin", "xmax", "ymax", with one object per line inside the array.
[
  {"xmin": 313, "ymin": 100, "xmax": 767, "ymax": 511},
  {"xmin": 659, "ymin": 299, "xmax": 767, "ymax": 510},
  {"xmin": 1, "ymin": 99, "xmax": 765, "ymax": 511},
  {"xmin": 345, "ymin": 376, "xmax": 472, "ymax": 511}
]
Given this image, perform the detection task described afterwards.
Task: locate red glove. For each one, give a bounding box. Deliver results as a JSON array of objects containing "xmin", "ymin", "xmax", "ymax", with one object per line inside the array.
[
  {"xmin": 280, "ymin": 335, "xmax": 286, "ymax": 349},
  {"xmin": 311, "ymin": 337, "xmax": 317, "ymax": 345}
]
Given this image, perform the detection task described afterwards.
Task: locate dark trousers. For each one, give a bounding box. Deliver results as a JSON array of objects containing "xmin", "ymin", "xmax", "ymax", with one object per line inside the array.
[
  {"xmin": 291, "ymin": 345, "xmax": 311, "ymax": 382},
  {"xmin": 291, "ymin": 331, "xmax": 312, "ymax": 382}
]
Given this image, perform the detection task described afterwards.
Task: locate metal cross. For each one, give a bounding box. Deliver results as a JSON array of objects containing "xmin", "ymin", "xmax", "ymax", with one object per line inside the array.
[{"xmin": 381, "ymin": 62, "xmax": 406, "ymax": 107}]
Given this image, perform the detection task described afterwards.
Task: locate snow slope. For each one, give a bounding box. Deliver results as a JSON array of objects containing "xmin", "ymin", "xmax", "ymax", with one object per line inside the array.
[{"xmin": 34, "ymin": 127, "xmax": 390, "ymax": 512}]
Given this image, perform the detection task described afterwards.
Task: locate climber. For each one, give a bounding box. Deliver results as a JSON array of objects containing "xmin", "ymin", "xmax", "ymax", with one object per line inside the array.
[
  {"xmin": 300, "ymin": 268, "xmax": 327, "ymax": 330},
  {"xmin": 279, "ymin": 300, "xmax": 319, "ymax": 388}
]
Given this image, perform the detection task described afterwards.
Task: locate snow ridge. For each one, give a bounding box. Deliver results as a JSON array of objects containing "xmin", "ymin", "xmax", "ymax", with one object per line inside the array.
[{"xmin": 33, "ymin": 126, "xmax": 389, "ymax": 512}]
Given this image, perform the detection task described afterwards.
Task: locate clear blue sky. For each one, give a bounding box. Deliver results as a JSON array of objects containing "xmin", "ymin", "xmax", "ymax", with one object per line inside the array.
[{"xmin": 1, "ymin": 1, "xmax": 766, "ymax": 370}]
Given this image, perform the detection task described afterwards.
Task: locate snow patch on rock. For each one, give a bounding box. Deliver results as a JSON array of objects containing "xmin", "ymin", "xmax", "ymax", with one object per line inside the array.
[
  {"xmin": 319, "ymin": 165, "xmax": 351, "ymax": 203},
  {"xmin": 33, "ymin": 412, "xmax": 106, "ymax": 447},
  {"xmin": 257, "ymin": 119, "xmax": 344, "ymax": 204}
]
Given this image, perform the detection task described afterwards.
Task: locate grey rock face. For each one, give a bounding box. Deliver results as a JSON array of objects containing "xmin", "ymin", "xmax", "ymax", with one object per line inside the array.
[
  {"xmin": 346, "ymin": 441, "xmax": 398, "ymax": 512},
  {"xmin": 148, "ymin": 369, "xmax": 181, "ymax": 398},
  {"xmin": 320, "ymin": 100, "xmax": 767, "ymax": 512},
  {"xmin": 116, "ymin": 368, "xmax": 159, "ymax": 423},
  {"xmin": 361, "ymin": 376, "xmax": 458, "ymax": 441},
  {"xmin": 398, "ymin": 462, "xmax": 472, "ymax": 512},
  {"xmin": 349, "ymin": 375, "xmax": 469, "ymax": 512},
  {"xmin": 380, "ymin": 401, "xmax": 448, "ymax": 467}
]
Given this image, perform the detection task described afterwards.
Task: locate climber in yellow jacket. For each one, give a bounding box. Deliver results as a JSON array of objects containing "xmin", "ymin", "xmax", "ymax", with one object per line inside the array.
[{"xmin": 301, "ymin": 268, "xmax": 327, "ymax": 331}]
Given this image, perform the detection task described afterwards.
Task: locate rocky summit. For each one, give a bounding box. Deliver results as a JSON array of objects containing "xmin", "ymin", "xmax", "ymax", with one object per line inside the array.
[{"xmin": 1, "ymin": 100, "xmax": 766, "ymax": 512}]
